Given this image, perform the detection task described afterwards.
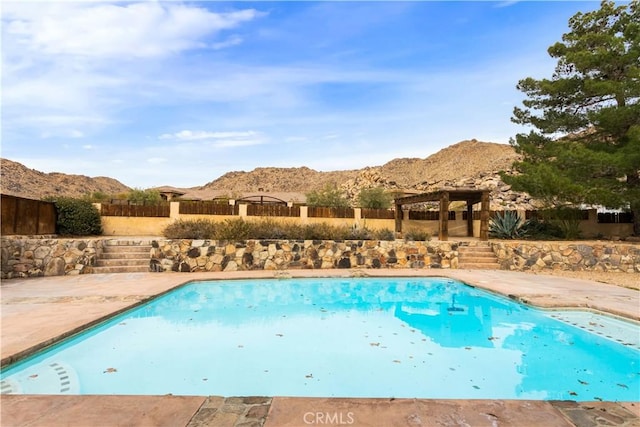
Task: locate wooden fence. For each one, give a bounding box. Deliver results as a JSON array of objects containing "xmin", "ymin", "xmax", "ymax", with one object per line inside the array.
[
  {"xmin": 1, "ymin": 194, "xmax": 57, "ymax": 235},
  {"xmin": 361, "ymin": 208, "xmax": 395, "ymax": 219},
  {"xmin": 179, "ymin": 201, "xmax": 237, "ymax": 216},
  {"xmin": 101, "ymin": 203, "xmax": 170, "ymax": 217},
  {"xmin": 247, "ymin": 204, "xmax": 301, "ymax": 217},
  {"xmin": 308, "ymin": 206, "xmax": 355, "ymax": 218}
]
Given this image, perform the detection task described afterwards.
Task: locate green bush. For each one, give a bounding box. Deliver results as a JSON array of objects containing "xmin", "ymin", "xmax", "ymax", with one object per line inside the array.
[
  {"xmin": 127, "ymin": 188, "xmax": 163, "ymax": 205},
  {"xmin": 489, "ymin": 211, "xmax": 527, "ymax": 239},
  {"xmin": 53, "ymin": 197, "xmax": 103, "ymax": 236},
  {"xmin": 521, "ymin": 217, "xmax": 564, "ymax": 240},
  {"xmin": 163, "ymin": 219, "xmax": 216, "ymax": 239},
  {"xmin": 306, "ymin": 183, "xmax": 350, "ymax": 208},
  {"xmin": 357, "ymin": 187, "xmax": 392, "ymax": 209},
  {"xmin": 543, "ymin": 207, "xmax": 584, "ymax": 239}
]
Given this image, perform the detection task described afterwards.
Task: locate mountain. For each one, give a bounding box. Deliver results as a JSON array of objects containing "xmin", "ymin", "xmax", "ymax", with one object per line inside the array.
[
  {"xmin": 0, "ymin": 159, "xmax": 131, "ymax": 200},
  {"xmin": 1, "ymin": 140, "xmax": 533, "ymax": 209}
]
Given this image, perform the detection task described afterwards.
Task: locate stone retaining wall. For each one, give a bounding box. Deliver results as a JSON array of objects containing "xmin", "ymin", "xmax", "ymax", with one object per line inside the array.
[
  {"xmin": 492, "ymin": 241, "xmax": 640, "ymax": 273},
  {"xmin": 1, "ymin": 237, "xmax": 103, "ymax": 279},
  {"xmin": 150, "ymin": 239, "xmax": 467, "ymax": 273},
  {"xmin": 2, "ymin": 237, "xmax": 639, "ymax": 278}
]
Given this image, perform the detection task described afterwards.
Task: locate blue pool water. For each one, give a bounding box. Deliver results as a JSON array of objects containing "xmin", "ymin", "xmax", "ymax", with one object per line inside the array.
[{"xmin": 1, "ymin": 277, "xmax": 639, "ymax": 401}]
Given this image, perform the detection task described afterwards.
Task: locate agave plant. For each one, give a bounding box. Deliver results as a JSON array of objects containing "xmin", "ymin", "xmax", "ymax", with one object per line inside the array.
[{"xmin": 489, "ymin": 211, "xmax": 527, "ymax": 239}]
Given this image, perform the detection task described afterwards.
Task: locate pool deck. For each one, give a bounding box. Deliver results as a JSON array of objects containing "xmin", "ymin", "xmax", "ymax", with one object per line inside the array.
[{"xmin": 1, "ymin": 269, "xmax": 639, "ymax": 426}]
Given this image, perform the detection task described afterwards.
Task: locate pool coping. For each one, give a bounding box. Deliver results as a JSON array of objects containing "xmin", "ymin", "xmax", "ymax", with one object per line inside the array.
[{"xmin": 1, "ymin": 269, "xmax": 639, "ymax": 426}]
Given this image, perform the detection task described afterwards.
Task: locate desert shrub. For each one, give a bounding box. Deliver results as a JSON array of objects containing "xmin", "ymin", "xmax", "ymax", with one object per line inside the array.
[
  {"xmin": 215, "ymin": 218, "xmax": 253, "ymax": 241},
  {"xmin": 404, "ymin": 228, "xmax": 431, "ymax": 241},
  {"xmin": 300, "ymin": 222, "xmax": 336, "ymax": 240},
  {"xmin": 489, "ymin": 211, "xmax": 528, "ymax": 239},
  {"xmin": 373, "ymin": 228, "xmax": 396, "ymax": 241},
  {"xmin": 341, "ymin": 224, "xmax": 374, "ymax": 240},
  {"xmin": 163, "ymin": 219, "xmax": 216, "ymax": 239},
  {"xmin": 53, "ymin": 197, "xmax": 103, "ymax": 236},
  {"xmin": 251, "ymin": 219, "xmax": 293, "ymax": 239},
  {"xmin": 83, "ymin": 191, "xmax": 111, "ymax": 202}
]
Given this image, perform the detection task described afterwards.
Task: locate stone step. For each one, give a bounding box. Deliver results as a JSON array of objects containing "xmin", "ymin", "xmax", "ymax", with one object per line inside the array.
[
  {"xmin": 102, "ymin": 246, "xmax": 151, "ymax": 254},
  {"xmin": 457, "ymin": 244, "xmax": 499, "ymax": 270},
  {"xmin": 459, "ymin": 256, "xmax": 498, "ymax": 263},
  {"xmin": 103, "ymin": 239, "xmax": 158, "ymax": 246},
  {"xmin": 458, "ymin": 247, "xmax": 494, "ymax": 253},
  {"xmin": 95, "ymin": 259, "xmax": 150, "ymax": 267},
  {"xmin": 101, "ymin": 252, "xmax": 150, "ymax": 260},
  {"xmin": 90, "ymin": 242, "xmax": 153, "ymax": 274},
  {"xmin": 86, "ymin": 265, "xmax": 151, "ymax": 274},
  {"xmin": 458, "ymin": 262, "xmax": 501, "ymax": 270}
]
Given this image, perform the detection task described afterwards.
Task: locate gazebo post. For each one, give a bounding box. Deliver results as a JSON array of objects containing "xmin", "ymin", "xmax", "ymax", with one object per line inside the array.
[
  {"xmin": 480, "ymin": 191, "xmax": 490, "ymax": 241},
  {"xmin": 395, "ymin": 202, "xmax": 403, "ymax": 236},
  {"xmin": 439, "ymin": 192, "xmax": 449, "ymax": 241},
  {"xmin": 466, "ymin": 201, "xmax": 474, "ymax": 237}
]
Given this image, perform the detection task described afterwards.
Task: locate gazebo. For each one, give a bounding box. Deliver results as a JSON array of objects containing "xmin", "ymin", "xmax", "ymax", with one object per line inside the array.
[{"xmin": 394, "ymin": 188, "xmax": 491, "ymax": 241}]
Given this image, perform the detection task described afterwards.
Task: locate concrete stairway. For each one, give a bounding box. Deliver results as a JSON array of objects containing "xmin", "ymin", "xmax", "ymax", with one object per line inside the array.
[
  {"xmin": 89, "ymin": 240, "xmax": 152, "ymax": 274},
  {"xmin": 458, "ymin": 243, "xmax": 501, "ymax": 269}
]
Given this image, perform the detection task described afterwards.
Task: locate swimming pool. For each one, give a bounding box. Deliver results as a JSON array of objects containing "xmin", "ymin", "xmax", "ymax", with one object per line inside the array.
[{"xmin": 1, "ymin": 277, "xmax": 638, "ymax": 401}]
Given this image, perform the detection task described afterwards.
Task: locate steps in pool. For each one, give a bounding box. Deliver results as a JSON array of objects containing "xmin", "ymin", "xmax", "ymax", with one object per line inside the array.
[
  {"xmin": 88, "ymin": 240, "xmax": 152, "ymax": 274},
  {"xmin": 457, "ymin": 244, "xmax": 500, "ymax": 269}
]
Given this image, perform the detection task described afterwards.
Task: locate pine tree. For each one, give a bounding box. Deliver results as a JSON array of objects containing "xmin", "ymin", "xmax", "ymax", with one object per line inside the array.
[{"xmin": 504, "ymin": 0, "xmax": 640, "ymax": 235}]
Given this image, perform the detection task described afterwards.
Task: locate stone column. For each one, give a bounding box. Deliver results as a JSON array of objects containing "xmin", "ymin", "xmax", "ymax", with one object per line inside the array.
[{"xmin": 480, "ymin": 191, "xmax": 490, "ymax": 241}]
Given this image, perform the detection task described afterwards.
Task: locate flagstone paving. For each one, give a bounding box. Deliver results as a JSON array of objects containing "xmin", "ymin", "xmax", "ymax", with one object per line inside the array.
[{"xmin": 1, "ymin": 269, "xmax": 638, "ymax": 426}]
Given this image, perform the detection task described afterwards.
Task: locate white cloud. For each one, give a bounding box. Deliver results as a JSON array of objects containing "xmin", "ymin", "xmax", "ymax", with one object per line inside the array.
[
  {"xmin": 40, "ymin": 128, "xmax": 85, "ymax": 139},
  {"xmin": 159, "ymin": 130, "xmax": 259, "ymax": 141},
  {"xmin": 3, "ymin": 2, "xmax": 264, "ymax": 59},
  {"xmin": 212, "ymin": 35, "xmax": 244, "ymax": 50},
  {"xmin": 147, "ymin": 157, "xmax": 168, "ymax": 165},
  {"xmin": 158, "ymin": 129, "xmax": 265, "ymax": 148}
]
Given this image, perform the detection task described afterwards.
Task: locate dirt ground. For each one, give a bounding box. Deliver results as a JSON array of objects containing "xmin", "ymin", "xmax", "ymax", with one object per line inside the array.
[{"xmin": 525, "ymin": 269, "xmax": 639, "ymax": 291}]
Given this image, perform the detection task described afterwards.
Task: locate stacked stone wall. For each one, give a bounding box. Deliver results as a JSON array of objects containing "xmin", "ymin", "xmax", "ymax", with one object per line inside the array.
[
  {"xmin": 1, "ymin": 237, "xmax": 103, "ymax": 279},
  {"xmin": 492, "ymin": 241, "xmax": 640, "ymax": 273},
  {"xmin": 149, "ymin": 239, "xmax": 463, "ymax": 273},
  {"xmin": 2, "ymin": 237, "xmax": 639, "ymax": 278}
]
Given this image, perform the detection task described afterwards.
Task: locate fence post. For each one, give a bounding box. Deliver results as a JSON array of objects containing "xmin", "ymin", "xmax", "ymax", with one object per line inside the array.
[
  {"xmin": 300, "ymin": 206, "xmax": 309, "ymax": 225},
  {"xmin": 353, "ymin": 208, "xmax": 362, "ymax": 229},
  {"xmin": 170, "ymin": 202, "xmax": 180, "ymax": 220},
  {"xmin": 238, "ymin": 204, "xmax": 248, "ymax": 218}
]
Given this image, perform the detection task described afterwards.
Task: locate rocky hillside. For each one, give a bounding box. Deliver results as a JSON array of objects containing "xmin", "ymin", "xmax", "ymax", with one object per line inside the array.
[
  {"xmin": 198, "ymin": 139, "xmax": 533, "ymax": 209},
  {"xmin": 199, "ymin": 166, "xmax": 361, "ymax": 193},
  {"xmin": 0, "ymin": 159, "xmax": 131, "ymax": 200},
  {"xmin": 1, "ymin": 140, "xmax": 536, "ymax": 209}
]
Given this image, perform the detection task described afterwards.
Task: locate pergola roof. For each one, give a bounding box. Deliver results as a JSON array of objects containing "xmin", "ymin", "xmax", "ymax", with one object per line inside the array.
[
  {"xmin": 394, "ymin": 188, "xmax": 489, "ymax": 205},
  {"xmin": 394, "ymin": 188, "xmax": 491, "ymax": 241}
]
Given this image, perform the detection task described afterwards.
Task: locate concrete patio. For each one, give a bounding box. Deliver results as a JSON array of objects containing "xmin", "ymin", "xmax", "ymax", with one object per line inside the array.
[{"xmin": 1, "ymin": 269, "xmax": 639, "ymax": 426}]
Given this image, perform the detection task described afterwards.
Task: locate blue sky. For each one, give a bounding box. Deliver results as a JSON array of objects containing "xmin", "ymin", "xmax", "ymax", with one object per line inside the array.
[{"xmin": 2, "ymin": 1, "xmax": 602, "ymax": 189}]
